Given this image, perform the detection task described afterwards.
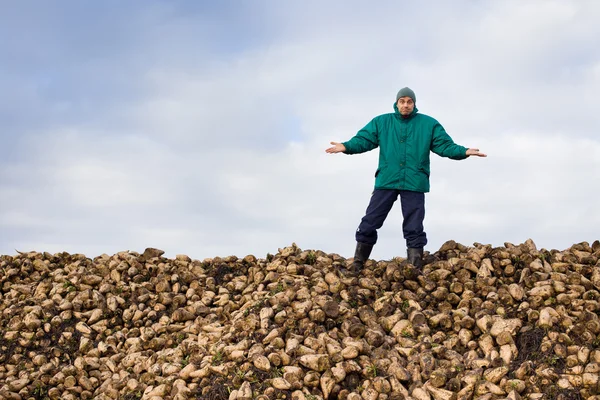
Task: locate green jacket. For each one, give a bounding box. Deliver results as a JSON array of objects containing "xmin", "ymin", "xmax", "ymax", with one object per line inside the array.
[{"xmin": 342, "ymin": 103, "xmax": 468, "ymax": 193}]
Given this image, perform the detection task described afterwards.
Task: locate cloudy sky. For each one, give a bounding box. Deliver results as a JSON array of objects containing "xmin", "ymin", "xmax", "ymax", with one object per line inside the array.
[{"xmin": 1, "ymin": 0, "xmax": 599, "ymax": 261}]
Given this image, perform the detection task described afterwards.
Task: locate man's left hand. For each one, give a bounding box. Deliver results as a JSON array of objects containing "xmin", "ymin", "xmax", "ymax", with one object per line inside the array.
[{"xmin": 466, "ymin": 148, "xmax": 486, "ymax": 157}]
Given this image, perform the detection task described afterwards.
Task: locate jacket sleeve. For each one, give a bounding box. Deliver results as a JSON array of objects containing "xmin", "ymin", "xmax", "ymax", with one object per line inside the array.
[
  {"xmin": 430, "ymin": 122, "xmax": 468, "ymax": 160},
  {"xmin": 341, "ymin": 118, "xmax": 379, "ymax": 154}
]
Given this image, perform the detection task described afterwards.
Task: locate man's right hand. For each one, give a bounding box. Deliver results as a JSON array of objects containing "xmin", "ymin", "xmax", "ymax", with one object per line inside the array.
[{"xmin": 326, "ymin": 142, "xmax": 346, "ymax": 154}]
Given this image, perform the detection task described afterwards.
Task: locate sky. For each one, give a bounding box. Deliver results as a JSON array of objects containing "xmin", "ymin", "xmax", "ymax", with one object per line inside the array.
[{"xmin": 1, "ymin": 0, "xmax": 599, "ymax": 261}]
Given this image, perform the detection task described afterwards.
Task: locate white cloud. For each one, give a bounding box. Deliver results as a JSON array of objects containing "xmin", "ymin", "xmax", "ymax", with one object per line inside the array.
[{"xmin": 1, "ymin": 1, "xmax": 599, "ymax": 259}]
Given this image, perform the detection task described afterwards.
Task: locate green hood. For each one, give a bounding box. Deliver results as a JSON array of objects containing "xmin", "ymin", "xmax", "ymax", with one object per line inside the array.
[{"xmin": 393, "ymin": 102, "xmax": 419, "ymax": 119}]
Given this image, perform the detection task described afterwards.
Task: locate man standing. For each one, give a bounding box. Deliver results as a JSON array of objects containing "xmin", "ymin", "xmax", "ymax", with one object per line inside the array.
[{"xmin": 326, "ymin": 87, "xmax": 486, "ymax": 275}]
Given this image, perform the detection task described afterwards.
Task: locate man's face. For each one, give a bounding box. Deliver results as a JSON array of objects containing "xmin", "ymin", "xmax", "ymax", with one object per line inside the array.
[{"xmin": 396, "ymin": 97, "xmax": 415, "ymax": 116}]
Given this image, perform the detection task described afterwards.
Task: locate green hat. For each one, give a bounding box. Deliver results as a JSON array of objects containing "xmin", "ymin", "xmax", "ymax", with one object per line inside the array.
[{"xmin": 396, "ymin": 87, "xmax": 416, "ymax": 103}]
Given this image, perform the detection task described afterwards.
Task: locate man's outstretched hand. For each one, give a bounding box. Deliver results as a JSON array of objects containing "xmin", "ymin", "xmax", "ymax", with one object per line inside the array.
[
  {"xmin": 326, "ymin": 142, "xmax": 346, "ymax": 154},
  {"xmin": 466, "ymin": 148, "xmax": 487, "ymax": 157}
]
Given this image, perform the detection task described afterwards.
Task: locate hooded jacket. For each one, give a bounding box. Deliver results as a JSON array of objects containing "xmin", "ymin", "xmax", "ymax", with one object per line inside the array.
[{"xmin": 342, "ymin": 103, "xmax": 468, "ymax": 193}]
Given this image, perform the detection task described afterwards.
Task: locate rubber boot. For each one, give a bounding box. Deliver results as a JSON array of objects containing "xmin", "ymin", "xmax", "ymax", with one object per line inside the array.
[
  {"xmin": 407, "ymin": 247, "xmax": 424, "ymax": 270},
  {"xmin": 341, "ymin": 242, "xmax": 373, "ymax": 277}
]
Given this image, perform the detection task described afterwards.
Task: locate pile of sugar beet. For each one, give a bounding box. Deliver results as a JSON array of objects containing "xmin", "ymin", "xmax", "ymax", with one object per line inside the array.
[{"xmin": 1, "ymin": 239, "xmax": 600, "ymax": 400}]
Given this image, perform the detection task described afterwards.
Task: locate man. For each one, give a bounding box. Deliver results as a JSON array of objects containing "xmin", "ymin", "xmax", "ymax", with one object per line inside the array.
[{"xmin": 326, "ymin": 87, "xmax": 486, "ymax": 275}]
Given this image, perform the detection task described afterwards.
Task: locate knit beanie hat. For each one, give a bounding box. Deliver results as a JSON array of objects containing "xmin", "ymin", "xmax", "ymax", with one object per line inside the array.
[{"xmin": 396, "ymin": 87, "xmax": 416, "ymax": 103}]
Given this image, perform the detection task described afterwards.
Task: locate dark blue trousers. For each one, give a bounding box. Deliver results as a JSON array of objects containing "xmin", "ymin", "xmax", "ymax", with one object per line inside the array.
[{"xmin": 355, "ymin": 189, "xmax": 427, "ymax": 248}]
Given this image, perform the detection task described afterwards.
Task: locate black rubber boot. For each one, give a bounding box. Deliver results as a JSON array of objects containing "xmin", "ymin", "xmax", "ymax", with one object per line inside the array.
[
  {"xmin": 407, "ymin": 247, "xmax": 424, "ymax": 270},
  {"xmin": 341, "ymin": 242, "xmax": 373, "ymax": 277}
]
